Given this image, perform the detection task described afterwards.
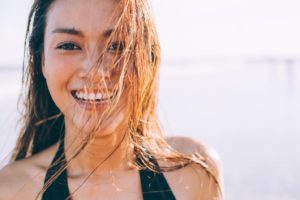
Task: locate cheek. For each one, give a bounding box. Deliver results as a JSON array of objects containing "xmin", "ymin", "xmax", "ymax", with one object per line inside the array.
[
  {"xmin": 43, "ymin": 53, "xmax": 77, "ymax": 111},
  {"xmin": 44, "ymin": 52, "xmax": 77, "ymax": 81}
]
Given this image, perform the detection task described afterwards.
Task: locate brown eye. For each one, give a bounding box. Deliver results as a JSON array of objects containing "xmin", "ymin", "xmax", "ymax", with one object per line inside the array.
[
  {"xmin": 107, "ymin": 42, "xmax": 124, "ymax": 53},
  {"xmin": 56, "ymin": 42, "xmax": 81, "ymax": 51}
]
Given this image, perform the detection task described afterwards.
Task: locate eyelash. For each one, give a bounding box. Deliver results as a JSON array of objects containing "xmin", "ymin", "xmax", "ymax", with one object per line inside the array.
[
  {"xmin": 56, "ymin": 42, "xmax": 81, "ymax": 51},
  {"xmin": 55, "ymin": 41, "xmax": 124, "ymax": 53},
  {"xmin": 107, "ymin": 42, "xmax": 124, "ymax": 53}
]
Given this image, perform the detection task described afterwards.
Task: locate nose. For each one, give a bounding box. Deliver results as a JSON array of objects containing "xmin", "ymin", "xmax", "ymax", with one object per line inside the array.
[{"xmin": 78, "ymin": 50, "xmax": 111, "ymax": 81}]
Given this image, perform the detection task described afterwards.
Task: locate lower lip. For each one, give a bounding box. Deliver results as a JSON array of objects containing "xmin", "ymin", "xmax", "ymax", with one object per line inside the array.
[{"xmin": 73, "ymin": 97, "xmax": 111, "ymax": 110}]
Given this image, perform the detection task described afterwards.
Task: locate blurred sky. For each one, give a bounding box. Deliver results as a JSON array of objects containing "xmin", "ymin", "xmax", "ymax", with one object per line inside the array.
[{"xmin": 1, "ymin": 0, "xmax": 300, "ymax": 67}]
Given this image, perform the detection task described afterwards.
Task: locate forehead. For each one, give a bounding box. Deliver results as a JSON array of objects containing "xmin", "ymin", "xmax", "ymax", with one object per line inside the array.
[{"xmin": 46, "ymin": 0, "xmax": 118, "ymax": 35}]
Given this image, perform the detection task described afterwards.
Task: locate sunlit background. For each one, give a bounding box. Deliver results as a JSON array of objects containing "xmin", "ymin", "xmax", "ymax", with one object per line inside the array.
[{"xmin": 0, "ymin": 0, "xmax": 299, "ymax": 199}]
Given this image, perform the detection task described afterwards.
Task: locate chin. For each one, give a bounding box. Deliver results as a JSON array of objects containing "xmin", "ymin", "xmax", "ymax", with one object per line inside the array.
[{"xmin": 68, "ymin": 106, "xmax": 127, "ymax": 137}]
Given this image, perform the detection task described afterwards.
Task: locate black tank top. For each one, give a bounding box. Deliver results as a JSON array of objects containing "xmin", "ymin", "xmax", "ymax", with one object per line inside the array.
[{"xmin": 42, "ymin": 140, "xmax": 176, "ymax": 200}]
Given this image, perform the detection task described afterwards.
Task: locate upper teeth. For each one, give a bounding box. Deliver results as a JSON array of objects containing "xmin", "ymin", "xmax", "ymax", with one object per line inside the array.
[{"xmin": 75, "ymin": 91, "xmax": 112, "ymax": 101}]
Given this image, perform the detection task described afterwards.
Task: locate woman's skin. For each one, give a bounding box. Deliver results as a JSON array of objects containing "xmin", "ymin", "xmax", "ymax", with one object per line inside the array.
[
  {"xmin": 42, "ymin": 0, "xmax": 134, "ymax": 176},
  {"xmin": 0, "ymin": 0, "xmax": 222, "ymax": 199}
]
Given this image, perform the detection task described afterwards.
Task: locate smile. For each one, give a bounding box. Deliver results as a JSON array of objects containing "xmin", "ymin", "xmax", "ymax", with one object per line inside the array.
[{"xmin": 71, "ymin": 89, "xmax": 117, "ymax": 104}]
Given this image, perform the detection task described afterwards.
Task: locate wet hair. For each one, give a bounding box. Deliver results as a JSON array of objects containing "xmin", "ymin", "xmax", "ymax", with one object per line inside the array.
[{"xmin": 11, "ymin": 0, "xmax": 222, "ymax": 198}]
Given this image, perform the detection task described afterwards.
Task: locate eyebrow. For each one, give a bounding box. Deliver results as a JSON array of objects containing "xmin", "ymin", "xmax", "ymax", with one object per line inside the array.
[{"xmin": 51, "ymin": 28, "xmax": 114, "ymax": 38}]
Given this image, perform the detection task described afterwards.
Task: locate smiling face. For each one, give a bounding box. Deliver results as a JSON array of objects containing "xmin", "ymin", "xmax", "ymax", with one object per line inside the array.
[{"xmin": 42, "ymin": 0, "xmax": 131, "ymax": 135}]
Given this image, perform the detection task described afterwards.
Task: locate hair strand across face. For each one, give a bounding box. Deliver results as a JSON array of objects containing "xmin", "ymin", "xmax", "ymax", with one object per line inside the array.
[{"xmin": 11, "ymin": 0, "xmax": 223, "ymax": 199}]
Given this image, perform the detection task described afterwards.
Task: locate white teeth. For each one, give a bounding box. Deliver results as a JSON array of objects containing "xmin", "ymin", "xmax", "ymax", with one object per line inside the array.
[
  {"xmin": 96, "ymin": 93, "xmax": 102, "ymax": 99},
  {"xmin": 79, "ymin": 92, "xmax": 84, "ymax": 99},
  {"xmin": 75, "ymin": 91, "xmax": 112, "ymax": 101},
  {"xmin": 84, "ymin": 93, "xmax": 88, "ymax": 100},
  {"xmin": 88, "ymin": 93, "xmax": 95, "ymax": 100}
]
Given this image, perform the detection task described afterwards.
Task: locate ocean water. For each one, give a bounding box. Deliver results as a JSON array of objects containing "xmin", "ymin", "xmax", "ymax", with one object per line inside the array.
[{"xmin": 0, "ymin": 61, "xmax": 299, "ymax": 200}]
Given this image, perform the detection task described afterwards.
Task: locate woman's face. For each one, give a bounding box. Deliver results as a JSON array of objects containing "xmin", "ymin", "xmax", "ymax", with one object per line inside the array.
[{"xmin": 42, "ymin": 0, "xmax": 130, "ymax": 135}]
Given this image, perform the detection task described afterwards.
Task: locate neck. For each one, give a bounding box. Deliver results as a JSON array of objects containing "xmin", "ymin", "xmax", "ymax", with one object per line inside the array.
[{"xmin": 63, "ymin": 121, "xmax": 136, "ymax": 178}]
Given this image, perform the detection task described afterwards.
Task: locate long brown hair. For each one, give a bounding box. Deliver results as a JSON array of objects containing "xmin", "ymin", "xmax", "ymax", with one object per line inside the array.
[{"xmin": 11, "ymin": 0, "xmax": 222, "ymax": 198}]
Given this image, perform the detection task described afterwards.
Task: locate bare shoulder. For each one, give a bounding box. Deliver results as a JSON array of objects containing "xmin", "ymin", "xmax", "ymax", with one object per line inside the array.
[
  {"xmin": 165, "ymin": 136, "xmax": 224, "ymax": 199},
  {"xmin": 0, "ymin": 144, "xmax": 58, "ymax": 200},
  {"xmin": 165, "ymin": 136, "xmax": 222, "ymax": 180},
  {"xmin": 0, "ymin": 159, "xmax": 33, "ymax": 199}
]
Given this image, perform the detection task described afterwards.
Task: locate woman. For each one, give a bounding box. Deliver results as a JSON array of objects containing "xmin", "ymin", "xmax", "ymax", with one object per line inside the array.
[{"xmin": 0, "ymin": 0, "xmax": 223, "ymax": 199}]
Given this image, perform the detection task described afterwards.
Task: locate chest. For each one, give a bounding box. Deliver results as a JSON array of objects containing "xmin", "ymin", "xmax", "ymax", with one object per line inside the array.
[
  {"xmin": 14, "ymin": 168, "xmax": 196, "ymax": 200},
  {"xmin": 68, "ymin": 171, "xmax": 143, "ymax": 200},
  {"xmin": 66, "ymin": 169, "xmax": 196, "ymax": 200}
]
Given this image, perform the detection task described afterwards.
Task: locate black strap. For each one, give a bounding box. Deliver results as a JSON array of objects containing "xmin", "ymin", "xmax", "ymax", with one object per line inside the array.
[
  {"xmin": 42, "ymin": 140, "xmax": 70, "ymax": 200},
  {"xmin": 136, "ymin": 154, "xmax": 176, "ymax": 200},
  {"xmin": 42, "ymin": 141, "xmax": 176, "ymax": 200},
  {"xmin": 139, "ymin": 167, "xmax": 176, "ymax": 200}
]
